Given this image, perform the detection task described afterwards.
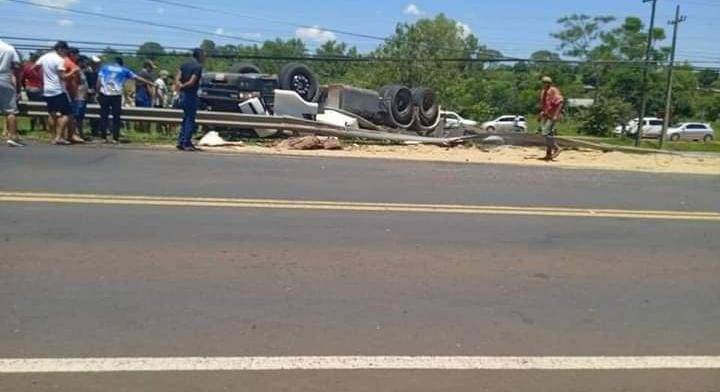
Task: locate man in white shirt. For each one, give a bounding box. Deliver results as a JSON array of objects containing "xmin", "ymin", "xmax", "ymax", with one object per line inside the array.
[
  {"xmin": 0, "ymin": 39, "xmax": 23, "ymax": 147},
  {"xmin": 35, "ymin": 41, "xmax": 78, "ymax": 145}
]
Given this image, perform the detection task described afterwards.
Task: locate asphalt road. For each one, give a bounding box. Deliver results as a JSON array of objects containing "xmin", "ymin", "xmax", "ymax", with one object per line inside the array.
[{"xmin": 1, "ymin": 145, "xmax": 719, "ymax": 391}]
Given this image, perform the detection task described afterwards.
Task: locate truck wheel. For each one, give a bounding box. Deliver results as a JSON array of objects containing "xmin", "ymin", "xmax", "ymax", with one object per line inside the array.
[
  {"xmin": 411, "ymin": 88, "xmax": 439, "ymax": 126},
  {"xmin": 279, "ymin": 63, "xmax": 319, "ymax": 103},
  {"xmin": 228, "ymin": 63, "xmax": 262, "ymax": 74},
  {"xmin": 379, "ymin": 85, "xmax": 414, "ymax": 129}
]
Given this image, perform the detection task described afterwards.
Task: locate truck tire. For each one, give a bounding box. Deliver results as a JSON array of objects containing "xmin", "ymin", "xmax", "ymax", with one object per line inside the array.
[
  {"xmin": 379, "ymin": 85, "xmax": 414, "ymax": 129},
  {"xmin": 228, "ymin": 63, "xmax": 262, "ymax": 74},
  {"xmin": 411, "ymin": 87, "xmax": 440, "ymax": 126},
  {"xmin": 279, "ymin": 63, "xmax": 319, "ymax": 103}
]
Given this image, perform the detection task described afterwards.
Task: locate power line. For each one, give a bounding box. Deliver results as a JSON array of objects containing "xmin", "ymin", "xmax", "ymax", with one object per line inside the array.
[
  {"xmin": 144, "ymin": 0, "xmax": 389, "ymax": 42},
  {"xmin": 9, "ymin": 42, "xmax": 719, "ymax": 70},
  {"xmin": 6, "ymin": 0, "xmax": 264, "ymax": 44}
]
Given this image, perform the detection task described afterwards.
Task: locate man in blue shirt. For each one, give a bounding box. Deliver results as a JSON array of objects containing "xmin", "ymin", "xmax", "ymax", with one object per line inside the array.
[
  {"xmin": 96, "ymin": 57, "xmax": 154, "ymax": 143},
  {"xmin": 174, "ymin": 48, "xmax": 205, "ymax": 151}
]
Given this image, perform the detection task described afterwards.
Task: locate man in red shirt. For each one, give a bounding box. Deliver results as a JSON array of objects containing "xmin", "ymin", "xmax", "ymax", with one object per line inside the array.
[
  {"xmin": 539, "ymin": 76, "xmax": 564, "ymax": 161},
  {"xmin": 20, "ymin": 53, "xmax": 46, "ymax": 132}
]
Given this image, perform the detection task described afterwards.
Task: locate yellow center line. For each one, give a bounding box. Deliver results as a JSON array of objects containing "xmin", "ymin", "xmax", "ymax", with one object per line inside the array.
[{"xmin": 0, "ymin": 191, "xmax": 718, "ymax": 222}]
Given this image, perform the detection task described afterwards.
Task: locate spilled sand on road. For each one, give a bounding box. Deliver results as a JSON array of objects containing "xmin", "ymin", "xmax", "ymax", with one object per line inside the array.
[{"xmin": 201, "ymin": 144, "xmax": 720, "ymax": 175}]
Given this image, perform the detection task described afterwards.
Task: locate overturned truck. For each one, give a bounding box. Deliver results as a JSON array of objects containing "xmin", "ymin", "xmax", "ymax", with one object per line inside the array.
[{"xmin": 198, "ymin": 62, "xmax": 443, "ymax": 137}]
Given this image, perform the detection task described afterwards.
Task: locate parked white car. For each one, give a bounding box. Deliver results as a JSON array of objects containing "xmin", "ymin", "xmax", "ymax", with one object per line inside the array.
[
  {"xmin": 441, "ymin": 111, "xmax": 478, "ymax": 128},
  {"xmin": 481, "ymin": 115, "xmax": 527, "ymax": 132},
  {"xmin": 666, "ymin": 123, "xmax": 715, "ymax": 142},
  {"xmin": 614, "ymin": 117, "xmax": 663, "ymax": 136}
]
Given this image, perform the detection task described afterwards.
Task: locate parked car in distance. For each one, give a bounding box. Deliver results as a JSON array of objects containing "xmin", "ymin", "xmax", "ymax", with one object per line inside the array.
[
  {"xmin": 481, "ymin": 115, "xmax": 527, "ymax": 132},
  {"xmin": 666, "ymin": 123, "xmax": 715, "ymax": 142},
  {"xmin": 441, "ymin": 111, "xmax": 478, "ymax": 128},
  {"xmin": 614, "ymin": 117, "xmax": 663, "ymax": 136}
]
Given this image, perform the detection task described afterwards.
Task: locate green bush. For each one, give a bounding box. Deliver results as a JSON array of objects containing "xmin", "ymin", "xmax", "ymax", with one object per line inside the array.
[{"xmin": 577, "ymin": 97, "xmax": 633, "ymax": 136}]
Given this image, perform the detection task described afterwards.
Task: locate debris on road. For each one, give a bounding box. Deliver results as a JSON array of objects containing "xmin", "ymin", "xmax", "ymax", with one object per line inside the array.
[
  {"xmin": 276, "ymin": 136, "xmax": 343, "ymax": 150},
  {"xmin": 198, "ymin": 131, "xmax": 245, "ymax": 147}
]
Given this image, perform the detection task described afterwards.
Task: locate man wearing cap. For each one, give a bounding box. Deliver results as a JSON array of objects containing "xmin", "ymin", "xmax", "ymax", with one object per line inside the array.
[
  {"xmin": 0, "ymin": 38, "xmax": 23, "ymax": 147},
  {"xmin": 539, "ymin": 76, "xmax": 564, "ymax": 161}
]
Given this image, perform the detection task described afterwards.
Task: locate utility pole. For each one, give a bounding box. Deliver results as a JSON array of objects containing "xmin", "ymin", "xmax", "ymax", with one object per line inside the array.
[
  {"xmin": 659, "ymin": 5, "xmax": 686, "ymax": 149},
  {"xmin": 635, "ymin": 0, "xmax": 658, "ymax": 147}
]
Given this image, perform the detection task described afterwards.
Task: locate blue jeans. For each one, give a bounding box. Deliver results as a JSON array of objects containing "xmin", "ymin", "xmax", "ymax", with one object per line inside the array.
[{"xmin": 177, "ymin": 92, "xmax": 198, "ymax": 148}]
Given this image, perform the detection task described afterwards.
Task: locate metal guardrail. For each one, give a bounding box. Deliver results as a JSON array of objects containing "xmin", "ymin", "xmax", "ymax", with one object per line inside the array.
[{"xmin": 17, "ymin": 101, "xmax": 477, "ymax": 146}]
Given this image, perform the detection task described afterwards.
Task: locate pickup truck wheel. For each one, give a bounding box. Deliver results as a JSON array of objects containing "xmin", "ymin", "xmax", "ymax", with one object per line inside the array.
[
  {"xmin": 670, "ymin": 134, "xmax": 681, "ymax": 142},
  {"xmin": 379, "ymin": 85, "xmax": 414, "ymax": 128},
  {"xmin": 279, "ymin": 63, "xmax": 319, "ymax": 102},
  {"xmin": 228, "ymin": 63, "xmax": 262, "ymax": 74}
]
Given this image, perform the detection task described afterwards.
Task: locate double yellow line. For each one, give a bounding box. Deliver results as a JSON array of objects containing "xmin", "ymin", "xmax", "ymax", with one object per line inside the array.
[{"xmin": 1, "ymin": 191, "xmax": 719, "ymax": 222}]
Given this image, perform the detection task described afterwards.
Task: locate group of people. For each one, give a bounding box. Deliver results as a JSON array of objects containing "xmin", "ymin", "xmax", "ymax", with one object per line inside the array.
[{"xmin": 1, "ymin": 39, "xmax": 205, "ymax": 151}]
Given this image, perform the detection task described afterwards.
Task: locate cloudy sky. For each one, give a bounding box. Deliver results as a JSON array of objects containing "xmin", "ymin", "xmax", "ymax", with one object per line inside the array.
[{"xmin": 0, "ymin": 0, "xmax": 717, "ymax": 64}]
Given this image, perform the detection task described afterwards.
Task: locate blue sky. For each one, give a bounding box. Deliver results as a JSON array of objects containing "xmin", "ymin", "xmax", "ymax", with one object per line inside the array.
[{"xmin": 0, "ymin": 0, "xmax": 717, "ymax": 64}]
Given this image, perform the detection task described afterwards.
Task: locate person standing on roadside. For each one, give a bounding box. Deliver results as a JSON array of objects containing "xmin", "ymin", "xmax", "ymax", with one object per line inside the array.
[
  {"xmin": 135, "ymin": 60, "xmax": 156, "ymax": 132},
  {"xmin": 85, "ymin": 56, "xmax": 101, "ymax": 137},
  {"xmin": 154, "ymin": 69, "xmax": 170, "ymax": 133},
  {"xmin": 36, "ymin": 41, "xmax": 77, "ymax": 145},
  {"xmin": 20, "ymin": 52, "xmax": 46, "ymax": 133},
  {"xmin": 72, "ymin": 55, "xmax": 90, "ymax": 139},
  {"xmin": 174, "ymin": 48, "xmax": 204, "ymax": 151},
  {"xmin": 538, "ymin": 76, "xmax": 564, "ymax": 161},
  {"xmin": 96, "ymin": 57, "xmax": 154, "ymax": 144},
  {"xmin": 0, "ymin": 39, "xmax": 24, "ymax": 147},
  {"xmin": 63, "ymin": 47, "xmax": 85, "ymax": 143}
]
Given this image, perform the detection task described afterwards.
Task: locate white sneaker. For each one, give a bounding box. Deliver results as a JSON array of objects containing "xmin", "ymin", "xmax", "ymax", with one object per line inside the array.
[{"xmin": 7, "ymin": 139, "xmax": 25, "ymax": 147}]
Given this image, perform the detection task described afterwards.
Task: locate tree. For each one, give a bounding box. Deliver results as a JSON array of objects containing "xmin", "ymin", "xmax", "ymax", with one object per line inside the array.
[
  {"xmin": 552, "ymin": 14, "xmax": 615, "ymax": 59},
  {"xmin": 313, "ymin": 40, "xmax": 359, "ymax": 82},
  {"xmin": 137, "ymin": 42, "xmax": 165, "ymax": 60},
  {"xmin": 592, "ymin": 17, "xmax": 667, "ymax": 61},
  {"xmin": 577, "ymin": 97, "xmax": 633, "ymax": 136},
  {"xmin": 530, "ymin": 50, "xmax": 561, "ymax": 62},
  {"xmin": 353, "ymin": 14, "xmax": 491, "ymax": 109},
  {"xmin": 698, "ymin": 69, "xmax": 719, "ymax": 89},
  {"xmin": 200, "ymin": 39, "xmax": 217, "ymax": 56}
]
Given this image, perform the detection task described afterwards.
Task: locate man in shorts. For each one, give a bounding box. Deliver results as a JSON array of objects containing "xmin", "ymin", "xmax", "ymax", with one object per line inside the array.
[
  {"xmin": 538, "ymin": 76, "xmax": 564, "ymax": 161},
  {"xmin": 0, "ymin": 39, "xmax": 23, "ymax": 147},
  {"xmin": 35, "ymin": 41, "xmax": 78, "ymax": 145},
  {"xmin": 64, "ymin": 48, "xmax": 85, "ymax": 143}
]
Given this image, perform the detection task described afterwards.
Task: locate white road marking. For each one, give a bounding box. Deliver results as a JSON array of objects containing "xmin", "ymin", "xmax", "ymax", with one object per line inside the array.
[{"xmin": 1, "ymin": 356, "xmax": 719, "ymax": 373}]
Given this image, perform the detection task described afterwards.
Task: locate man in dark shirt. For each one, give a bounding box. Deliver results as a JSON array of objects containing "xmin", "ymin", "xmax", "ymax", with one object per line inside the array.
[{"xmin": 174, "ymin": 48, "xmax": 204, "ymax": 151}]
